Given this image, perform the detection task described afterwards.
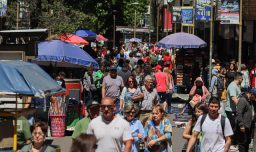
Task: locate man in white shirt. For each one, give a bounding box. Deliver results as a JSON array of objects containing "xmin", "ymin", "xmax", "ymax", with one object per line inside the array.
[
  {"xmin": 87, "ymin": 97, "xmax": 132, "ymax": 152},
  {"xmin": 186, "ymin": 97, "xmax": 233, "ymax": 152}
]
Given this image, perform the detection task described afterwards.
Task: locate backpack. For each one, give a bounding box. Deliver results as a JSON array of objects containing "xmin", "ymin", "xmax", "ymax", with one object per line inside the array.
[
  {"xmin": 217, "ymin": 76, "xmax": 224, "ymax": 91},
  {"xmin": 200, "ymin": 114, "xmax": 226, "ymax": 138}
]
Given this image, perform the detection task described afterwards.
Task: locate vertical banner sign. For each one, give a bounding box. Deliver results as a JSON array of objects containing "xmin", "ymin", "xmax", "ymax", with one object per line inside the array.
[
  {"xmin": 181, "ymin": 7, "xmax": 194, "ymax": 26},
  {"xmin": 196, "ymin": 0, "xmax": 212, "ymax": 21},
  {"xmin": 164, "ymin": 7, "xmax": 173, "ymax": 31},
  {"xmin": 0, "ymin": 0, "xmax": 7, "ymax": 17},
  {"xmin": 217, "ymin": 0, "xmax": 239, "ymax": 24},
  {"xmin": 172, "ymin": 6, "xmax": 181, "ymax": 23}
]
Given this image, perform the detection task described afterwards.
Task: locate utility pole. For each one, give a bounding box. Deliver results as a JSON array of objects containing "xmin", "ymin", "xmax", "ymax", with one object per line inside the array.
[
  {"xmin": 238, "ymin": 0, "xmax": 243, "ymax": 71},
  {"xmin": 113, "ymin": 10, "xmax": 117, "ymax": 50},
  {"xmin": 16, "ymin": 2, "xmax": 20, "ymax": 30},
  {"xmin": 134, "ymin": 9, "xmax": 137, "ymax": 38},
  {"xmin": 209, "ymin": 0, "xmax": 214, "ymax": 86},
  {"xmin": 156, "ymin": 2, "xmax": 160, "ymax": 41}
]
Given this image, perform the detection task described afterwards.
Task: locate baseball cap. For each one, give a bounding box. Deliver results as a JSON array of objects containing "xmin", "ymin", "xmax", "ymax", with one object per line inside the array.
[
  {"xmin": 249, "ymin": 88, "xmax": 256, "ymax": 95},
  {"xmin": 87, "ymin": 101, "xmax": 100, "ymax": 109},
  {"xmin": 155, "ymin": 65, "xmax": 162, "ymax": 71}
]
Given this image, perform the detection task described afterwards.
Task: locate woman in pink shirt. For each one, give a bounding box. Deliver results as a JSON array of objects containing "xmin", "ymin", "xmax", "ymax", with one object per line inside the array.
[{"xmin": 154, "ymin": 65, "xmax": 170, "ymax": 112}]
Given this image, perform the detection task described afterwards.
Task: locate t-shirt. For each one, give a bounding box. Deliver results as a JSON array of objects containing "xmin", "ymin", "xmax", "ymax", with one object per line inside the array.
[
  {"xmin": 71, "ymin": 117, "xmax": 91, "ymax": 139},
  {"xmin": 225, "ymin": 81, "xmax": 241, "ymax": 112},
  {"xmin": 102, "ymin": 75, "xmax": 124, "ymax": 99},
  {"xmin": 155, "ymin": 72, "xmax": 168, "ymax": 92},
  {"xmin": 17, "ymin": 116, "xmax": 32, "ymax": 146},
  {"xmin": 141, "ymin": 86, "xmax": 160, "ymax": 111},
  {"xmin": 87, "ymin": 115, "xmax": 132, "ymax": 152},
  {"xmin": 193, "ymin": 114, "xmax": 233, "ymax": 152}
]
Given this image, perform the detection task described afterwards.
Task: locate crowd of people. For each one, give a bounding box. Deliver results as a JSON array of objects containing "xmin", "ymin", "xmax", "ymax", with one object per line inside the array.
[{"xmin": 16, "ymin": 41, "xmax": 256, "ymax": 152}]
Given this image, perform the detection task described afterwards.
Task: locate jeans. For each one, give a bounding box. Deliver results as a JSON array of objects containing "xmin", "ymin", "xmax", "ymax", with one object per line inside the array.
[{"xmin": 237, "ymin": 127, "xmax": 252, "ymax": 152}]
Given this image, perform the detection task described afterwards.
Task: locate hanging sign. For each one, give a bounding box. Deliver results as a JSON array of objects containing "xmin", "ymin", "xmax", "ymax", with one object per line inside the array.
[
  {"xmin": 196, "ymin": 0, "xmax": 212, "ymax": 21},
  {"xmin": 172, "ymin": 6, "xmax": 181, "ymax": 23},
  {"xmin": 217, "ymin": 0, "xmax": 239, "ymax": 24},
  {"xmin": 181, "ymin": 7, "xmax": 194, "ymax": 26}
]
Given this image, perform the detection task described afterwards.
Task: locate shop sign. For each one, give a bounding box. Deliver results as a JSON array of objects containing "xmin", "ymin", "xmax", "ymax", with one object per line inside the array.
[
  {"xmin": 181, "ymin": 7, "xmax": 194, "ymax": 26},
  {"xmin": 0, "ymin": 0, "xmax": 7, "ymax": 17},
  {"xmin": 217, "ymin": 0, "xmax": 240, "ymax": 24},
  {"xmin": 196, "ymin": 0, "xmax": 212, "ymax": 21},
  {"xmin": 172, "ymin": 6, "xmax": 181, "ymax": 23}
]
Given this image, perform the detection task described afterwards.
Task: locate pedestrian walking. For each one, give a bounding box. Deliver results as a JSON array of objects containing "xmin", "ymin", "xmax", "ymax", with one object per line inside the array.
[
  {"xmin": 225, "ymin": 72, "xmax": 243, "ymax": 146},
  {"xmin": 186, "ymin": 97, "xmax": 233, "ymax": 152},
  {"xmin": 236, "ymin": 88, "xmax": 256, "ymax": 152},
  {"xmin": 87, "ymin": 97, "xmax": 133, "ymax": 152},
  {"xmin": 102, "ymin": 65, "xmax": 124, "ymax": 114},
  {"xmin": 144, "ymin": 104, "xmax": 173, "ymax": 152}
]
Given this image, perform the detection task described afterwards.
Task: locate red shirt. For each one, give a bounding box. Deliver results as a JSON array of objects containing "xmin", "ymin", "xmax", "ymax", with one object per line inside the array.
[
  {"xmin": 163, "ymin": 55, "xmax": 173, "ymax": 70},
  {"xmin": 155, "ymin": 72, "xmax": 168, "ymax": 92}
]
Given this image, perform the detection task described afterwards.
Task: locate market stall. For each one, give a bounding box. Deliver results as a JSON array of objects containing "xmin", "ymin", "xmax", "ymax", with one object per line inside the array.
[
  {"xmin": 157, "ymin": 32, "xmax": 207, "ymax": 93},
  {"xmin": 0, "ymin": 60, "xmax": 64, "ymax": 151}
]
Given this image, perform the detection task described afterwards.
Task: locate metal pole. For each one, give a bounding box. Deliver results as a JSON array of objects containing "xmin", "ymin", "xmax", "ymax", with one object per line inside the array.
[
  {"xmin": 238, "ymin": 0, "xmax": 243, "ymax": 71},
  {"xmin": 157, "ymin": 5, "xmax": 159, "ymax": 41},
  {"xmin": 113, "ymin": 14, "xmax": 116, "ymax": 49},
  {"xmin": 174, "ymin": 23, "xmax": 177, "ymax": 33},
  {"xmin": 134, "ymin": 10, "xmax": 136, "ymax": 38},
  {"xmin": 209, "ymin": 1, "xmax": 214, "ymax": 87},
  {"xmin": 166, "ymin": 5, "xmax": 168, "ymax": 36},
  {"xmin": 16, "ymin": 2, "xmax": 20, "ymax": 30}
]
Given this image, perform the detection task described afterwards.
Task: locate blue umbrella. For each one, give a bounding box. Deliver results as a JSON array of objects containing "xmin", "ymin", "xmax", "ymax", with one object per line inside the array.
[
  {"xmin": 73, "ymin": 29, "xmax": 97, "ymax": 38},
  {"xmin": 157, "ymin": 32, "xmax": 207, "ymax": 49},
  {"xmin": 129, "ymin": 38, "xmax": 142, "ymax": 43},
  {"xmin": 34, "ymin": 40, "xmax": 99, "ymax": 68},
  {"xmin": 0, "ymin": 60, "xmax": 64, "ymax": 97}
]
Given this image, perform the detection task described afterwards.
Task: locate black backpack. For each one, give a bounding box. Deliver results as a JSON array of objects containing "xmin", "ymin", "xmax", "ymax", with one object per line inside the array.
[
  {"xmin": 217, "ymin": 76, "xmax": 224, "ymax": 91},
  {"xmin": 200, "ymin": 114, "xmax": 226, "ymax": 138}
]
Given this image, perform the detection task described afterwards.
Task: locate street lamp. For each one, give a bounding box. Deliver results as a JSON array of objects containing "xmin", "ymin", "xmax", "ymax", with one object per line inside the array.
[{"xmin": 131, "ymin": 2, "xmax": 139, "ymax": 38}]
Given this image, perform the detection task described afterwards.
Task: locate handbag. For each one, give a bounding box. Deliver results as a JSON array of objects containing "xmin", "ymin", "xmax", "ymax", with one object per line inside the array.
[{"xmin": 220, "ymin": 88, "xmax": 227, "ymax": 101}]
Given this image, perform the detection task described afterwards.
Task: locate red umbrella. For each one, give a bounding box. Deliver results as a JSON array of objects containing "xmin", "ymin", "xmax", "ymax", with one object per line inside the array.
[
  {"xmin": 96, "ymin": 34, "xmax": 108, "ymax": 41},
  {"xmin": 59, "ymin": 33, "xmax": 89, "ymax": 45}
]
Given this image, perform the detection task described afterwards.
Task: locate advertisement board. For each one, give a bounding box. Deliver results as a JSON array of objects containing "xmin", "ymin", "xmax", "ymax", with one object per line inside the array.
[
  {"xmin": 172, "ymin": 6, "xmax": 181, "ymax": 23},
  {"xmin": 217, "ymin": 0, "xmax": 240, "ymax": 24},
  {"xmin": 0, "ymin": 0, "xmax": 7, "ymax": 17},
  {"xmin": 196, "ymin": 0, "xmax": 212, "ymax": 21},
  {"xmin": 181, "ymin": 7, "xmax": 194, "ymax": 26},
  {"xmin": 164, "ymin": 7, "xmax": 172, "ymax": 31}
]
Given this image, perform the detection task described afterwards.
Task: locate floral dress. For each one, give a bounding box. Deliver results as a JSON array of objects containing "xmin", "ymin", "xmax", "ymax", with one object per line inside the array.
[{"xmin": 144, "ymin": 118, "xmax": 173, "ymax": 152}]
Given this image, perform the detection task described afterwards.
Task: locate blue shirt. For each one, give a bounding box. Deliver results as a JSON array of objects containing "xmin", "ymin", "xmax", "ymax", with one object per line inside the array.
[{"xmin": 126, "ymin": 119, "xmax": 144, "ymax": 152}]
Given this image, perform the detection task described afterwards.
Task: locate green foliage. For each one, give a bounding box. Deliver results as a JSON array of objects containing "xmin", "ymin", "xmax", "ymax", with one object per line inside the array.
[
  {"xmin": 4, "ymin": 0, "xmax": 149, "ymax": 35},
  {"xmin": 38, "ymin": 0, "xmax": 96, "ymax": 34},
  {"xmin": 123, "ymin": 0, "xmax": 149, "ymax": 27}
]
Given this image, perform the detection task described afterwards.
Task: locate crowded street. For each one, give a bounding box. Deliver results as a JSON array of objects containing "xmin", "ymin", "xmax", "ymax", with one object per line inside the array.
[{"xmin": 0, "ymin": 0, "xmax": 256, "ymax": 152}]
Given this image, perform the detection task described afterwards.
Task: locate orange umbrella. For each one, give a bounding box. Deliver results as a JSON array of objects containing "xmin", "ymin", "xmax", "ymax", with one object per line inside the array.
[
  {"xmin": 96, "ymin": 34, "xmax": 108, "ymax": 41},
  {"xmin": 59, "ymin": 33, "xmax": 89, "ymax": 45}
]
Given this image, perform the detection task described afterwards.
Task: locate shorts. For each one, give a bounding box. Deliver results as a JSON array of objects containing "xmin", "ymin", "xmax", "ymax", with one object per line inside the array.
[{"xmin": 158, "ymin": 92, "xmax": 168, "ymax": 103}]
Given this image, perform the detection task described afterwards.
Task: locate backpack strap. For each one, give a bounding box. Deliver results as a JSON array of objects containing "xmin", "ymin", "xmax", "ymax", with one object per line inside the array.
[
  {"xmin": 221, "ymin": 115, "xmax": 225, "ymax": 138},
  {"xmin": 201, "ymin": 114, "xmax": 226, "ymax": 139},
  {"xmin": 200, "ymin": 114, "xmax": 207, "ymax": 132}
]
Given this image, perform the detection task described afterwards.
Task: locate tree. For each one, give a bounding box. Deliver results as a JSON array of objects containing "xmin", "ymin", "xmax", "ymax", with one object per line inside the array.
[
  {"xmin": 123, "ymin": 0, "xmax": 149, "ymax": 27},
  {"xmin": 38, "ymin": 0, "xmax": 96, "ymax": 34}
]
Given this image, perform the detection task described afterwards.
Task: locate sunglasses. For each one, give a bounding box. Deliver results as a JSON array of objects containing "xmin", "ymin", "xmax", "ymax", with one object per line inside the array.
[{"xmin": 100, "ymin": 105, "xmax": 114, "ymax": 110}]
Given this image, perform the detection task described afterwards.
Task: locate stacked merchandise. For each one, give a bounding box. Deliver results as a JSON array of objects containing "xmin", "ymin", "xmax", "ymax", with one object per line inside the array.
[{"xmin": 49, "ymin": 96, "xmax": 66, "ymax": 137}]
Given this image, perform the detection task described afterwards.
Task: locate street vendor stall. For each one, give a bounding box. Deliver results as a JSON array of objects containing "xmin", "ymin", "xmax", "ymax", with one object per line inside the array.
[
  {"xmin": 0, "ymin": 60, "xmax": 64, "ymax": 151},
  {"xmin": 157, "ymin": 32, "xmax": 207, "ymax": 92}
]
